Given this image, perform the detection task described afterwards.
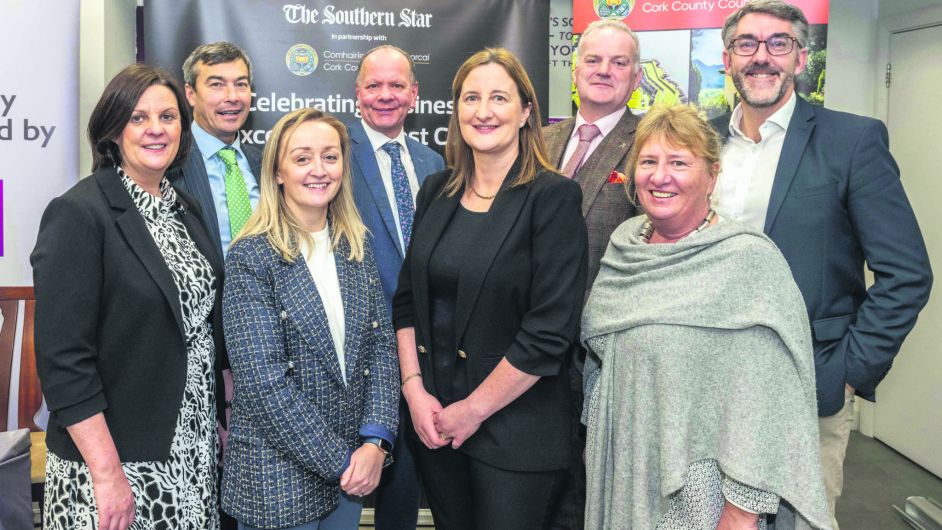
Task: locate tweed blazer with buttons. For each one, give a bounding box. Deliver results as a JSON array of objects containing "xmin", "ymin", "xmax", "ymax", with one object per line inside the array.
[
  {"xmin": 221, "ymin": 233, "xmax": 399, "ymax": 528},
  {"xmin": 544, "ymin": 110, "xmax": 640, "ymax": 299}
]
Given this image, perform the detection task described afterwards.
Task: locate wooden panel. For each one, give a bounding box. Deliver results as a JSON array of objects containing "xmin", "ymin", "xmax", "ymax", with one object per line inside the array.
[
  {"xmin": 18, "ymin": 299, "xmax": 42, "ymax": 431},
  {"xmin": 0, "ymin": 299, "xmax": 20, "ymax": 429},
  {"xmin": 0, "ymin": 287, "xmax": 36, "ymax": 301}
]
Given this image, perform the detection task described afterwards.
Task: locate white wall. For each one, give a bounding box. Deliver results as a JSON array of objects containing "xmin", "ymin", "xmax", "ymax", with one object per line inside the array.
[
  {"xmin": 825, "ymin": 0, "xmax": 880, "ymax": 117},
  {"xmin": 78, "ymin": 0, "xmax": 137, "ymax": 178}
]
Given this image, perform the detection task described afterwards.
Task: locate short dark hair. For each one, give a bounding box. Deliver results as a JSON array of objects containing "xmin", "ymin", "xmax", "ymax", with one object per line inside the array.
[
  {"xmin": 88, "ymin": 63, "xmax": 192, "ymax": 172},
  {"xmin": 722, "ymin": 0, "xmax": 809, "ymax": 49},
  {"xmin": 183, "ymin": 41, "xmax": 253, "ymax": 87}
]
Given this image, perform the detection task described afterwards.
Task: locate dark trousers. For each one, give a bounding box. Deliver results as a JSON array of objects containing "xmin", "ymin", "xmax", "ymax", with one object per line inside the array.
[
  {"xmin": 548, "ymin": 362, "xmax": 587, "ymax": 530},
  {"xmin": 219, "ymin": 465, "xmax": 238, "ymax": 530},
  {"xmin": 410, "ymin": 438, "xmax": 566, "ymax": 530},
  {"xmin": 373, "ymin": 398, "xmax": 422, "ymax": 530}
]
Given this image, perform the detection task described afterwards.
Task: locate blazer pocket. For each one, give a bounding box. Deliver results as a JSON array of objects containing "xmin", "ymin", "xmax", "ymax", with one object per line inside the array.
[
  {"xmin": 811, "ymin": 313, "xmax": 855, "ymax": 342},
  {"xmin": 792, "ymin": 181, "xmax": 838, "ymax": 198}
]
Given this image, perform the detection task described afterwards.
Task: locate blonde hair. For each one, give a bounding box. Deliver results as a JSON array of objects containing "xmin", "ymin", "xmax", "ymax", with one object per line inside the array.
[
  {"xmin": 443, "ymin": 47, "xmax": 553, "ymax": 197},
  {"xmin": 625, "ymin": 104, "xmax": 722, "ymax": 205},
  {"xmin": 234, "ymin": 108, "xmax": 366, "ymax": 262}
]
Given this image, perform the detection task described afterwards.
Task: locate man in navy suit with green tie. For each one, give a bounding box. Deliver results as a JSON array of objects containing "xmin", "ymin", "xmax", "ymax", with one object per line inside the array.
[
  {"xmin": 169, "ymin": 41, "xmax": 262, "ymax": 530},
  {"xmin": 349, "ymin": 45, "xmax": 444, "ymax": 530},
  {"xmin": 712, "ymin": 2, "xmax": 933, "ymax": 528}
]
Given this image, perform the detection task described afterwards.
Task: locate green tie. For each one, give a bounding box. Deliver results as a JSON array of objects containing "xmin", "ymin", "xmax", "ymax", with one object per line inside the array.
[{"xmin": 218, "ymin": 147, "xmax": 252, "ymax": 238}]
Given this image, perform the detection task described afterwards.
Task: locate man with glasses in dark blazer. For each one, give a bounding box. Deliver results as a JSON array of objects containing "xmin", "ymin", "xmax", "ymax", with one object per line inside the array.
[{"xmin": 711, "ymin": 2, "xmax": 932, "ymax": 528}]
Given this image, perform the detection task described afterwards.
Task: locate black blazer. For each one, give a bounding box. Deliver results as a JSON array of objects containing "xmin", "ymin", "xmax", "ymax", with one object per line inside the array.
[
  {"xmin": 31, "ymin": 166, "xmax": 227, "ymax": 463},
  {"xmin": 393, "ymin": 166, "xmax": 588, "ymax": 472}
]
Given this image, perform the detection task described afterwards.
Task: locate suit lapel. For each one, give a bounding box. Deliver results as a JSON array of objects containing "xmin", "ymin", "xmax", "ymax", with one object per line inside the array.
[
  {"xmin": 406, "ymin": 138, "xmax": 433, "ymax": 185},
  {"xmin": 242, "ymin": 143, "xmax": 263, "ymax": 184},
  {"xmin": 351, "ymin": 123, "xmax": 405, "ymax": 257},
  {"xmin": 184, "ymin": 143, "xmax": 225, "ymax": 258},
  {"xmin": 573, "ymin": 111, "xmax": 638, "ymax": 216},
  {"xmin": 335, "ymin": 239, "xmax": 363, "ymax": 380},
  {"xmin": 177, "ymin": 191, "xmax": 224, "ymax": 284},
  {"xmin": 764, "ymin": 98, "xmax": 815, "ymax": 233},
  {"xmin": 545, "ymin": 117, "xmax": 576, "ymax": 168},
  {"xmin": 96, "ymin": 169, "xmax": 186, "ymax": 339},
  {"xmin": 278, "ymin": 254, "xmax": 347, "ymax": 386},
  {"xmin": 412, "ymin": 185, "xmax": 461, "ymax": 345},
  {"xmin": 453, "ymin": 174, "xmax": 530, "ymax": 343}
]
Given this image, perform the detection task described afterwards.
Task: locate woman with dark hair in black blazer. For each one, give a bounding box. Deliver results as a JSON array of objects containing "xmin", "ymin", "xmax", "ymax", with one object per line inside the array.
[
  {"xmin": 393, "ymin": 48, "xmax": 588, "ymax": 530},
  {"xmin": 31, "ymin": 64, "xmax": 226, "ymax": 529}
]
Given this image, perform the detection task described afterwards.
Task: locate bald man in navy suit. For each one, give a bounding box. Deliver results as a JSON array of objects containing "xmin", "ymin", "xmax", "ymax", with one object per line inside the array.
[{"xmin": 350, "ymin": 45, "xmax": 444, "ymax": 530}]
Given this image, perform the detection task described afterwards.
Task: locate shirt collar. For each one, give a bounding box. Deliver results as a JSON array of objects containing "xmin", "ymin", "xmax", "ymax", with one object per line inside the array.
[
  {"xmin": 573, "ymin": 106, "xmax": 627, "ymax": 140},
  {"xmin": 191, "ymin": 121, "xmax": 248, "ymax": 161},
  {"xmin": 729, "ymin": 91, "xmax": 797, "ymax": 139},
  {"xmin": 361, "ymin": 119, "xmax": 408, "ymax": 153}
]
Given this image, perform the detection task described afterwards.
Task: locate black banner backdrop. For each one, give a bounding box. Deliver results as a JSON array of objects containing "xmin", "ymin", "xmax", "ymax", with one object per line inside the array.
[{"xmin": 144, "ymin": 0, "xmax": 549, "ymax": 152}]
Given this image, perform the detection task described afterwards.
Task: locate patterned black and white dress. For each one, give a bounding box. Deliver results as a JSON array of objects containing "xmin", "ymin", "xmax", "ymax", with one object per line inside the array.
[{"xmin": 44, "ymin": 168, "xmax": 219, "ymax": 530}]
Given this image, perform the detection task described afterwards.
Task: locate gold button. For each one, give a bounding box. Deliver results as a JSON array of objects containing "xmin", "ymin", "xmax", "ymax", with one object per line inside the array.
[
  {"xmin": 417, "ymin": 345, "xmax": 426, "ymax": 353},
  {"xmin": 372, "ymin": 321, "xmax": 379, "ymax": 329},
  {"xmin": 457, "ymin": 349, "xmax": 467, "ymax": 359}
]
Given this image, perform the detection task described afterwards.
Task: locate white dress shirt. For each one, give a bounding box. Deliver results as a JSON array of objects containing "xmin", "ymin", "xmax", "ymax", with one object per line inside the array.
[
  {"xmin": 715, "ymin": 92, "xmax": 797, "ymax": 232},
  {"xmin": 560, "ymin": 107, "xmax": 627, "ymax": 171},
  {"xmin": 303, "ymin": 224, "xmax": 346, "ymax": 384},
  {"xmin": 361, "ymin": 119, "xmax": 420, "ymax": 251}
]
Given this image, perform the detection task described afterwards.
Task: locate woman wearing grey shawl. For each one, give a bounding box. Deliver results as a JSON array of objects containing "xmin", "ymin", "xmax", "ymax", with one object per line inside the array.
[{"xmin": 582, "ymin": 104, "xmax": 831, "ymax": 530}]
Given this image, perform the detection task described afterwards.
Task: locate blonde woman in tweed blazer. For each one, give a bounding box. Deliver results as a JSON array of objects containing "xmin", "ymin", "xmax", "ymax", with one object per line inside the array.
[{"xmin": 221, "ymin": 108, "xmax": 399, "ymax": 530}]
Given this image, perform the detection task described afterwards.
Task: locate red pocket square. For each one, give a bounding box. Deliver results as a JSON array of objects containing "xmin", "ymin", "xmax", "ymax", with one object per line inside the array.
[{"xmin": 608, "ymin": 171, "xmax": 627, "ymax": 184}]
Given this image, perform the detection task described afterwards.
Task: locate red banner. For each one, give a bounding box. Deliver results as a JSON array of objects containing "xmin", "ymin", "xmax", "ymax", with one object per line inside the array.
[{"xmin": 574, "ymin": 0, "xmax": 829, "ymax": 33}]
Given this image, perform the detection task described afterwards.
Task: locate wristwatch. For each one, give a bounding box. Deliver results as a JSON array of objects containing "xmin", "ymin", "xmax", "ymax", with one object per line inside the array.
[{"xmin": 361, "ymin": 436, "xmax": 392, "ymax": 456}]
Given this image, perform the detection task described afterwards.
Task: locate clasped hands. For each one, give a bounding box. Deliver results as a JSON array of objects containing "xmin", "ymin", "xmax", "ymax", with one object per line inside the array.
[{"xmin": 405, "ymin": 385, "xmax": 483, "ymax": 450}]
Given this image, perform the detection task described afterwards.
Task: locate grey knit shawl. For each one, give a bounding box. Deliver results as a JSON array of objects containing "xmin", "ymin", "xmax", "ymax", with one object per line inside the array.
[{"xmin": 581, "ymin": 216, "xmax": 831, "ymax": 530}]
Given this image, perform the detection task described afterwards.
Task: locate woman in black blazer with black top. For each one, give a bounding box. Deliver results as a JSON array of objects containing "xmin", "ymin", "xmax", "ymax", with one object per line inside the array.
[
  {"xmin": 392, "ymin": 48, "xmax": 588, "ymax": 530},
  {"xmin": 31, "ymin": 65, "xmax": 226, "ymax": 529}
]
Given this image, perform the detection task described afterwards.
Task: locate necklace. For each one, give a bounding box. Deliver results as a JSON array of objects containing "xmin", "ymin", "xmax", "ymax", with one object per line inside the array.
[
  {"xmin": 470, "ymin": 186, "xmax": 497, "ymax": 200},
  {"xmin": 639, "ymin": 209, "xmax": 716, "ymax": 243}
]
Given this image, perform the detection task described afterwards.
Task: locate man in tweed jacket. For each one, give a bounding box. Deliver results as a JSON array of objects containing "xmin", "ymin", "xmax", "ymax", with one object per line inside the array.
[{"xmin": 542, "ymin": 19, "xmax": 643, "ymax": 530}]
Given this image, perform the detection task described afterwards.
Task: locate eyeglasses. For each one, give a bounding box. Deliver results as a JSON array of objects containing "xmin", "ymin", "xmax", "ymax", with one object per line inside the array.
[{"xmin": 728, "ymin": 36, "xmax": 799, "ymax": 56}]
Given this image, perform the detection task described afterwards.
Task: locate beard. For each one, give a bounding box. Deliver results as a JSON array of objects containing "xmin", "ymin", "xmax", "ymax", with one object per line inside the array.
[{"xmin": 731, "ymin": 62, "xmax": 795, "ymax": 109}]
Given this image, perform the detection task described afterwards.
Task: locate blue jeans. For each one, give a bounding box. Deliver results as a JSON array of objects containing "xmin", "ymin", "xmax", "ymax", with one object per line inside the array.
[{"xmin": 237, "ymin": 494, "xmax": 363, "ymax": 530}]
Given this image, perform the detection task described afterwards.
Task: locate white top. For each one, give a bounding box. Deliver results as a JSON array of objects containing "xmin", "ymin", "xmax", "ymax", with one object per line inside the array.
[
  {"xmin": 560, "ymin": 106, "xmax": 628, "ymax": 171},
  {"xmin": 714, "ymin": 92, "xmax": 797, "ymax": 231},
  {"xmin": 361, "ymin": 119, "xmax": 420, "ymax": 252},
  {"xmin": 303, "ymin": 225, "xmax": 347, "ymax": 384}
]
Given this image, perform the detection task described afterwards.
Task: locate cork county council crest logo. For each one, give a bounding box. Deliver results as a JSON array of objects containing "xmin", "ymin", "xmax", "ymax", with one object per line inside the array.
[
  {"xmin": 286, "ymin": 44, "xmax": 318, "ymax": 76},
  {"xmin": 593, "ymin": 0, "xmax": 634, "ymax": 20}
]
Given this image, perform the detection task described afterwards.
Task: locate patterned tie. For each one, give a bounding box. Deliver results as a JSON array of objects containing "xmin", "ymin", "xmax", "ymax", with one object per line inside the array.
[
  {"xmin": 562, "ymin": 123, "xmax": 602, "ymax": 178},
  {"xmin": 381, "ymin": 141, "xmax": 414, "ymax": 253},
  {"xmin": 217, "ymin": 147, "xmax": 252, "ymax": 238}
]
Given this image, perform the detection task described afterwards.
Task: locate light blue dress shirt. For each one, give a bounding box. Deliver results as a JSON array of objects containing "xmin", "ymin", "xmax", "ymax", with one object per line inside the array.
[{"xmin": 190, "ymin": 122, "xmax": 260, "ymax": 257}]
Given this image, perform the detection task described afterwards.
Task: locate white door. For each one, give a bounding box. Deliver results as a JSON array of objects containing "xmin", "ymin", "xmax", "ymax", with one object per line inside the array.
[{"xmin": 873, "ymin": 23, "xmax": 942, "ymax": 478}]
